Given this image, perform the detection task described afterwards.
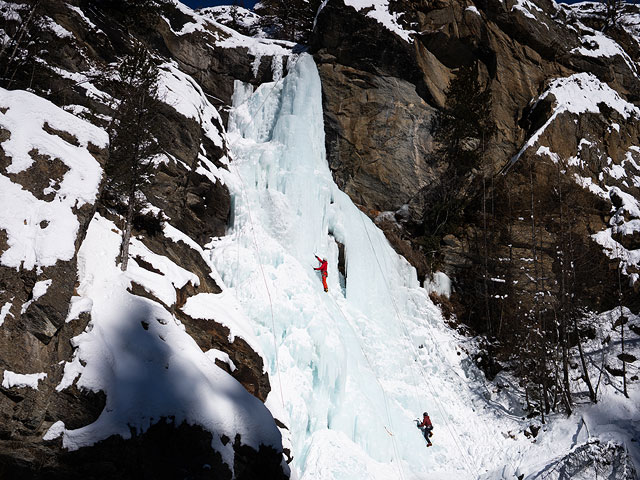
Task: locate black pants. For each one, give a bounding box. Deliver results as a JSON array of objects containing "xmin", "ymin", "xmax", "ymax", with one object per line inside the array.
[{"xmin": 423, "ymin": 426, "xmax": 433, "ymax": 441}]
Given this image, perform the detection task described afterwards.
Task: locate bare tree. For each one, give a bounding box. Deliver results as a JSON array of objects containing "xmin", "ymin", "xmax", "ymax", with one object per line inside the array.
[
  {"xmin": 601, "ymin": 0, "xmax": 625, "ymax": 31},
  {"xmin": 0, "ymin": 0, "xmax": 42, "ymax": 89}
]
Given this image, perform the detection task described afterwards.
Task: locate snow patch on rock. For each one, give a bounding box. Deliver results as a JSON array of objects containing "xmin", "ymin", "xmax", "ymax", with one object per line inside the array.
[
  {"xmin": 0, "ymin": 300, "xmax": 13, "ymax": 326},
  {"xmin": 55, "ymin": 213, "xmax": 282, "ymax": 471},
  {"xmin": 343, "ymin": 0, "xmax": 414, "ymax": 42},
  {"xmin": 2, "ymin": 370, "xmax": 47, "ymax": 389},
  {"xmin": 0, "ymin": 88, "xmax": 106, "ymax": 270},
  {"xmin": 20, "ymin": 279, "xmax": 52, "ymax": 313},
  {"xmin": 510, "ymin": 73, "xmax": 639, "ymax": 167}
]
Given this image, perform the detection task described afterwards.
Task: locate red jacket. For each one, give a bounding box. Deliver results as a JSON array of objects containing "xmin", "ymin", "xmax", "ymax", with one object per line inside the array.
[
  {"xmin": 419, "ymin": 415, "xmax": 432, "ymax": 428},
  {"xmin": 314, "ymin": 256, "xmax": 328, "ymax": 275}
]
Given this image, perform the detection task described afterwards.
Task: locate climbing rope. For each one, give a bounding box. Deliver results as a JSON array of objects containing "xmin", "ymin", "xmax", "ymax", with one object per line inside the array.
[
  {"xmin": 223, "ymin": 51, "xmax": 477, "ymax": 479},
  {"xmin": 233, "ymin": 164, "xmax": 285, "ymax": 409},
  {"xmin": 356, "ymin": 212, "xmax": 482, "ymax": 478},
  {"xmin": 359, "ymin": 212, "xmax": 526, "ymax": 477},
  {"xmin": 328, "ymin": 294, "xmax": 406, "ymax": 480},
  {"xmin": 226, "ymin": 52, "xmax": 409, "ymax": 470},
  {"xmin": 225, "ymin": 53, "xmax": 303, "ymax": 411}
]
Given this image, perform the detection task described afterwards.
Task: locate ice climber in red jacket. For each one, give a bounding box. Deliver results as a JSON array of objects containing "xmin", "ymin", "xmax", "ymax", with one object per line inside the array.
[
  {"xmin": 417, "ymin": 412, "xmax": 433, "ymax": 447},
  {"xmin": 314, "ymin": 255, "xmax": 328, "ymax": 292}
]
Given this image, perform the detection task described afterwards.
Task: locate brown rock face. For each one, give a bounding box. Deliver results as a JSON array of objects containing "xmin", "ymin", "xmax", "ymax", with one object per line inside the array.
[
  {"xmin": 0, "ymin": 123, "xmax": 108, "ymax": 476},
  {"xmin": 0, "ymin": 0, "xmax": 287, "ymax": 477},
  {"xmin": 311, "ymin": 0, "xmax": 640, "ymax": 332},
  {"xmin": 317, "ymin": 54, "xmax": 437, "ymax": 212},
  {"xmin": 0, "ymin": 420, "xmax": 287, "ymax": 480}
]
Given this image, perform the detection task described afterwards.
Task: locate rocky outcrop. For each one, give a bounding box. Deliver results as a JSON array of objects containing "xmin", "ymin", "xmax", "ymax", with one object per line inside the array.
[
  {"xmin": 1, "ymin": 419, "xmax": 286, "ymax": 480},
  {"xmin": 317, "ymin": 53, "xmax": 437, "ymax": 212},
  {"xmin": 0, "ymin": 0, "xmax": 288, "ymax": 477},
  {"xmin": 311, "ymin": 0, "xmax": 640, "ymax": 331}
]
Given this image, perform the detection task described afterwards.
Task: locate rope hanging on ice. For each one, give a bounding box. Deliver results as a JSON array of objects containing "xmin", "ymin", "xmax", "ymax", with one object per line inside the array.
[
  {"xmin": 328, "ymin": 294, "xmax": 406, "ymax": 480},
  {"xmin": 356, "ymin": 212, "xmax": 482, "ymax": 478},
  {"xmin": 226, "ymin": 53, "xmax": 303, "ymax": 411},
  {"xmin": 233, "ymin": 164, "xmax": 286, "ymax": 410}
]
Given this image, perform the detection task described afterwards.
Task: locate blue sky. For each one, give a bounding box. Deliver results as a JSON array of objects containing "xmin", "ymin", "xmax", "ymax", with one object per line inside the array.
[{"xmin": 181, "ymin": 0, "xmax": 258, "ymax": 9}]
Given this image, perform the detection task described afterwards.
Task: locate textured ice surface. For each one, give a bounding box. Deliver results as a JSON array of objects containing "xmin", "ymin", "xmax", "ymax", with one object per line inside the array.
[
  {"xmin": 211, "ymin": 53, "xmax": 533, "ymax": 479},
  {"xmin": 211, "ymin": 51, "xmax": 640, "ymax": 480}
]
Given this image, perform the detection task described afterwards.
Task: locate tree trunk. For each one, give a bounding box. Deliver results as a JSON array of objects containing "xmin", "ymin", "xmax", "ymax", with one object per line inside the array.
[
  {"xmin": 616, "ymin": 256, "xmax": 629, "ymax": 398},
  {"xmin": 539, "ymin": 383, "xmax": 545, "ymax": 424},
  {"xmin": 561, "ymin": 338, "xmax": 572, "ymax": 413},
  {"xmin": 574, "ymin": 316, "xmax": 596, "ymax": 403},
  {"xmin": 119, "ymin": 181, "xmax": 136, "ymax": 271},
  {"xmin": 621, "ymin": 312, "xmax": 628, "ymax": 398},
  {"xmin": 483, "ymin": 175, "xmax": 491, "ymax": 334},
  {"xmin": 1, "ymin": 0, "xmax": 41, "ymax": 87}
]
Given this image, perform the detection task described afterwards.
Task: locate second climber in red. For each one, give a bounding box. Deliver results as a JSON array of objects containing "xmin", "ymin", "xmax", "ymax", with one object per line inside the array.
[
  {"xmin": 417, "ymin": 412, "xmax": 433, "ymax": 447},
  {"xmin": 314, "ymin": 255, "xmax": 328, "ymax": 292}
]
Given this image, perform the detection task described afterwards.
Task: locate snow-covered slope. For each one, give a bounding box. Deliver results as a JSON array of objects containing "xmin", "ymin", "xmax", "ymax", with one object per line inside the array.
[
  {"xmin": 51, "ymin": 213, "xmax": 283, "ymax": 473},
  {"xmin": 0, "ymin": 87, "xmax": 107, "ymax": 270}
]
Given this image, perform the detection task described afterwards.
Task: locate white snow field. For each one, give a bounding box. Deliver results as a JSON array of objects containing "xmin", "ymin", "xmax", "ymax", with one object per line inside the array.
[
  {"xmin": 207, "ymin": 52, "xmax": 595, "ymax": 480},
  {"xmin": 53, "ymin": 213, "xmax": 284, "ymax": 472}
]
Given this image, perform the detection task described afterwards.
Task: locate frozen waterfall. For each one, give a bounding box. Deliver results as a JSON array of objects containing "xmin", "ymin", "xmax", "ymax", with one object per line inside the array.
[{"xmin": 210, "ymin": 53, "xmax": 520, "ymax": 480}]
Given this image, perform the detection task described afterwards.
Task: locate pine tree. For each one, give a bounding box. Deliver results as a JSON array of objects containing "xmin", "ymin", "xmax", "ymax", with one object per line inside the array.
[
  {"xmin": 103, "ymin": 45, "xmax": 165, "ymax": 271},
  {"xmin": 602, "ymin": 0, "xmax": 625, "ymax": 31},
  {"xmin": 255, "ymin": 0, "xmax": 322, "ymax": 42},
  {"xmin": 432, "ymin": 63, "xmax": 494, "ymax": 171},
  {"xmin": 421, "ymin": 62, "xmax": 495, "ymax": 253}
]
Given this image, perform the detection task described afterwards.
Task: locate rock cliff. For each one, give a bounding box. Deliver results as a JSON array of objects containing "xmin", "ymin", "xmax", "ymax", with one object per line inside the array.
[
  {"xmin": 312, "ymin": 0, "xmax": 640, "ymax": 344},
  {"xmin": 1, "ymin": 0, "xmax": 639, "ymax": 477},
  {"xmin": 0, "ymin": 0, "xmax": 290, "ymax": 477}
]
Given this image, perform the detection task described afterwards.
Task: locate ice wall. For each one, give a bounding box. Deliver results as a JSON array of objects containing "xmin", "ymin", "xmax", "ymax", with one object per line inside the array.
[{"xmin": 211, "ymin": 54, "xmax": 521, "ymax": 479}]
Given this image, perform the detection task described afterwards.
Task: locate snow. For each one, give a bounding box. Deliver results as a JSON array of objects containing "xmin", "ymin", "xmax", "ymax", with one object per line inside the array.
[
  {"xmin": 466, "ymin": 6, "xmax": 481, "ymax": 16},
  {"xmin": 591, "ymin": 185, "xmax": 640, "ymax": 285},
  {"xmin": 0, "ymin": 300, "xmax": 13, "ymax": 326},
  {"xmin": 511, "ymin": 73, "xmax": 640, "ymax": 167},
  {"xmin": 66, "ymin": 4, "xmax": 97, "ymax": 30},
  {"xmin": 43, "ymin": 420, "xmax": 66, "ymax": 441},
  {"xmin": 200, "ymin": 5, "xmax": 261, "ymax": 34},
  {"xmin": 424, "ymin": 271, "xmax": 452, "ymax": 298},
  {"xmin": 2, "ymin": 370, "xmax": 47, "ymax": 389},
  {"xmin": 65, "ymin": 296, "xmax": 93, "ymax": 323},
  {"xmin": 55, "ymin": 213, "xmax": 282, "ymax": 470},
  {"xmin": 165, "ymin": 1, "xmax": 294, "ymax": 70},
  {"xmin": 572, "ymin": 32, "xmax": 637, "ymax": 73},
  {"xmin": 12, "ymin": 6, "xmax": 636, "ymax": 474},
  {"xmin": 46, "ymin": 65, "xmax": 112, "ymax": 103},
  {"xmin": 214, "ymin": 52, "xmax": 540, "ymax": 479},
  {"xmin": 157, "ymin": 62, "xmax": 224, "ymax": 148},
  {"xmin": 162, "ymin": 221, "xmax": 227, "ymax": 292},
  {"xmin": 43, "ymin": 16, "xmax": 74, "ymax": 39},
  {"xmin": 0, "ymin": 1, "xmax": 24, "ymax": 23},
  {"xmin": 343, "ymin": 0, "xmax": 414, "ymax": 42},
  {"xmin": 0, "ymin": 87, "xmax": 107, "ymax": 270},
  {"xmin": 182, "ymin": 292, "xmax": 263, "ymax": 354},
  {"xmin": 511, "ymin": 0, "xmax": 545, "ymax": 22},
  {"xmin": 536, "ymin": 145, "xmax": 560, "ymax": 163},
  {"xmin": 208, "ymin": 50, "xmax": 640, "ymax": 479},
  {"xmin": 20, "ymin": 279, "xmax": 52, "ymax": 314},
  {"xmin": 127, "ymin": 234, "xmax": 199, "ymax": 307},
  {"xmin": 205, "ymin": 349, "xmax": 237, "ymax": 372}
]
